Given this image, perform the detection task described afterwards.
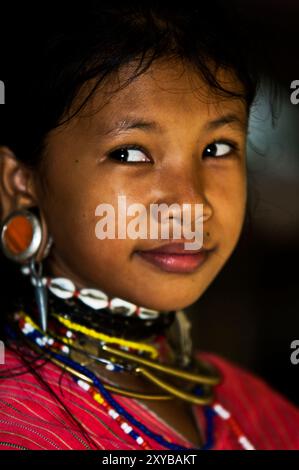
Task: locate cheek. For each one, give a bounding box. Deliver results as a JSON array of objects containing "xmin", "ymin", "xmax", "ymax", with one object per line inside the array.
[
  {"xmin": 207, "ymin": 165, "xmax": 247, "ymax": 247},
  {"xmin": 39, "ymin": 162, "xmax": 141, "ymax": 286}
]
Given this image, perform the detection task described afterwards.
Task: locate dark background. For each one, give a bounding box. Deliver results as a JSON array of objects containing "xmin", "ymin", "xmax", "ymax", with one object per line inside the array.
[{"xmin": 190, "ymin": 0, "xmax": 299, "ymax": 406}]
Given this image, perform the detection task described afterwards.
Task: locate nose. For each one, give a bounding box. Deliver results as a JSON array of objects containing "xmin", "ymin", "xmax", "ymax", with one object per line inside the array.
[{"xmin": 153, "ymin": 160, "xmax": 213, "ymax": 224}]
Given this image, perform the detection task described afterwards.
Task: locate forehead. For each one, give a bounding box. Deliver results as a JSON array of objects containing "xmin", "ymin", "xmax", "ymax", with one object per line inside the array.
[{"xmin": 70, "ymin": 58, "xmax": 248, "ymax": 134}]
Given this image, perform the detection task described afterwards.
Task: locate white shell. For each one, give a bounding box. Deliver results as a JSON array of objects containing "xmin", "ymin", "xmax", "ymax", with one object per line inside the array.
[
  {"xmin": 110, "ymin": 297, "xmax": 137, "ymax": 316},
  {"xmin": 21, "ymin": 265, "xmax": 30, "ymax": 275},
  {"xmin": 41, "ymin": 274, "xmax": 160, "ymax": 320},
  {"xmin": 48, "ymin": 277, "xmax": 75, "ymax": 299},
  {"xmin": 78, "ymin": 288, "xmax": 109, "ymax": 309},
  {"xmin": 138, "ymin": 308, "xmax": 160, "ymax": 320}
]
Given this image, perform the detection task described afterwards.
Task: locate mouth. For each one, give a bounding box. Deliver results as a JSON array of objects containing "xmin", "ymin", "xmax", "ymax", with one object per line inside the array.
[{"xmin": 134, "ymin": 242, "xmax": 212, "ymax": 274}]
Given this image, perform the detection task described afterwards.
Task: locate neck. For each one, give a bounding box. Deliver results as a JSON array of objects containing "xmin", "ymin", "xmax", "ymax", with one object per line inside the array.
[
  {"xmin": 17, "ymin": 263, "xmax": 193, "ymax": 368},
  {"xmin": 50, "ymin": 295, "xmax": 176, "ymax": 340}
]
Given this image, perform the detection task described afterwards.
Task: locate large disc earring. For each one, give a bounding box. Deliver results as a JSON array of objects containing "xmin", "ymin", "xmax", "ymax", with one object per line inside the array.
[{"xmin": 0, "ymin": 208, "xmax": 51, "ymax": 331}]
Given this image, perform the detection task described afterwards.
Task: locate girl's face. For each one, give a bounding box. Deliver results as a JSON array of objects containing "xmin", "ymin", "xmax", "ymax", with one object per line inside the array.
[{"xmin": 35, "ymin": 59, "xmax": 248, "ymax": 311}]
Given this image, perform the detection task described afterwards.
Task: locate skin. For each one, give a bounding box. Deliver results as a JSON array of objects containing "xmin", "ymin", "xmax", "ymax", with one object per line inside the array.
[{"xmin": 0, "ymin": 58, "xmax": 249, "ymax": 446}]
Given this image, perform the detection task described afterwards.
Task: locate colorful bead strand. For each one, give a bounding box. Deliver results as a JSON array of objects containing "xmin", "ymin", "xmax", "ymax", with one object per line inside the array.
[
  {"xmin": 15, "ymin": 311, "xmax": 255, "ymax": 451},
  {"xmin": 17, "ymin": 316, "xmax": 211, "ymax": 450},
  {"xmin": 75, "ymin": 378, "xmax": 152, "ymax": 450},
  {"xmin": 213, "ymin": 403, "xmax": 255, "ymax": 450},
  {"xmin": 53, "ymin": 314, "xmax": 159, "ymax": 359}
]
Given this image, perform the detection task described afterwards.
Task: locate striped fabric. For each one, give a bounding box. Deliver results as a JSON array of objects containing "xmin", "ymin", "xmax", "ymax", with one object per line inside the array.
[{"xmin": 0, "ymin": 348, "xmax": 299, "ymax": 450}]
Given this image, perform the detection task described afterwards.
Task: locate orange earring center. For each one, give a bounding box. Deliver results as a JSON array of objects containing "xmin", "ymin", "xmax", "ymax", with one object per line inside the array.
[{"xmin": 3, "ymin": 215, "xmax": 34, "ymax": 255}]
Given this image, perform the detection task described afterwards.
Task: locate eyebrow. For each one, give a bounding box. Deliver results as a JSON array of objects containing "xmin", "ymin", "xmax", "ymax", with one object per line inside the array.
[
  {"xmin": 104, "ymin": 112, "xmax": 247, "ymax": 136},
  {"xmin": 204, "ymin": 113, "xmax": 247, "ymax": 131},
  {"xmin": 104, "ymin": 117, "xmax": 162, "ymax": 136}
]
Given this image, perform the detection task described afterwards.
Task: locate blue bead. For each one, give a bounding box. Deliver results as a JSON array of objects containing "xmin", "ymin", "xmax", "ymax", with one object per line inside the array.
[{"xmin": 23, "ymin": 327, "xmax": 214, "ymax": 451}]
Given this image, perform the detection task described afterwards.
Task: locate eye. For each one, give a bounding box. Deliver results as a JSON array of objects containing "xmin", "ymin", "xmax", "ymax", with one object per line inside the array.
[
  {"xmin": 203, "ymin": 141, "xmax": 237, "ymax": 158},
  {"xmin": 108, "ymin": 146, "xmax": 151, "ymax": 163}
]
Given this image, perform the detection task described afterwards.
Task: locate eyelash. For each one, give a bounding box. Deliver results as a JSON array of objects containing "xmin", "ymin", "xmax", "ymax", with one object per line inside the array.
[
  {"xmin": 203, "ymin": 139, "xmax": 239, "ymax": 159},
  {"xmin": 106, "ymin": 140, "xmax": 239, "ymax": 164},
  {"xmin": 106, "ymin": 144, "xmax": 152, "ymax": 164}
]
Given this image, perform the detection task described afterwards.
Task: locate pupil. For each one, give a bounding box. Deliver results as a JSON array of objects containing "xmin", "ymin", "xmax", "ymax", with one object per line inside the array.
[
  {"xmin": 119, "ymin": 148, "xmax": 128, "ymax": 162},
  {"xmin": 207, "ymin": 143, "xmax": 216, "ymax": 156},
  {"xmin": 110, "ymin": 148, "xmax": 129, "ymax": 162}
]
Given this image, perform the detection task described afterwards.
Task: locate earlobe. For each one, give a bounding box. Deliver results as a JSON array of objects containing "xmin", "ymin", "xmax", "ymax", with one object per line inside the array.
[
  {"xmin": 0, "ymin": 146, "xmax": 52, "ymax": 266},
  {"xmin": 0, "ymin": 146, "xmax": 38, "ymax": 218}
]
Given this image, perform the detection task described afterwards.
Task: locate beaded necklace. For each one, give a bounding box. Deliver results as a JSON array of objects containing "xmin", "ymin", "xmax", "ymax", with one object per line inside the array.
[
  {"xmin": 12, "ymin": 311, "xmax": 255, "ymax": 450},
  {"xmin": 20, "ymin": 268, "xmax": 177, "ymax": 342}
]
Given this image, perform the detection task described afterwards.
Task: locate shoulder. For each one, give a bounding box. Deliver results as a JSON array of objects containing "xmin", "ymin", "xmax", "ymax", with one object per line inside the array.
[
  {"xmin": 0, "ymin": 348, "xmax": 74, "ymax": 449},
  {"xmin": 0, "ymin": 348, "xmax": 95, "ymax": 449},
  {"xmin": 199, "ymin": 351, "xmax": 299, "ymax": 449},
  {"xmin": 0, "ymin": 348, "xmax": 136, "ymax": 450}
]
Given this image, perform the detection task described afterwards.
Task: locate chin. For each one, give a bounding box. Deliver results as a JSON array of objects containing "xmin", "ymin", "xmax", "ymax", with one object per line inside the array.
[{"xmin": 135, "ymin": 292, "xmax": 202, "ymax": 312}]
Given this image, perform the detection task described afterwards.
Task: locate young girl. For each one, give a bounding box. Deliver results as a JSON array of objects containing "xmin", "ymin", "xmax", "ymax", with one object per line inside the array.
[{"xmin": 0, "ymin": 1, "xmax": 298, "ymax": 451}]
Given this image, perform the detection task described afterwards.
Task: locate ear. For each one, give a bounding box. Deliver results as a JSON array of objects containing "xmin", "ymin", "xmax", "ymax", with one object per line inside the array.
[
  {"xmin": 0, "ymin": 146, "xmax": 52, "ymax": 262},
  {"xmin": 0, "ymin": 146, "xmax": 39, "ymax": 220}
]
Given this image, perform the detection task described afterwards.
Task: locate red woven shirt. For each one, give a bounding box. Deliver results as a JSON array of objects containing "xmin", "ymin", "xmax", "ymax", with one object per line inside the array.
[{"xmin": 0, "ymin": 348, "xmax": 298, "ymax": 450}]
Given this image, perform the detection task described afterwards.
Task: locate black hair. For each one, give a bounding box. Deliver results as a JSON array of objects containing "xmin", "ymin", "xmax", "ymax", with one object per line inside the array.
[{"xmin": 0, "ymin": 0, "xmax": 258, "ymax": 168}]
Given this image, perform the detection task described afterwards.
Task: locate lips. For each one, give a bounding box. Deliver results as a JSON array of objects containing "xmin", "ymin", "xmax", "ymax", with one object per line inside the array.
[{"xmin": 135, "ymin": 242, "xmax": 210, "ymax": 274}]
